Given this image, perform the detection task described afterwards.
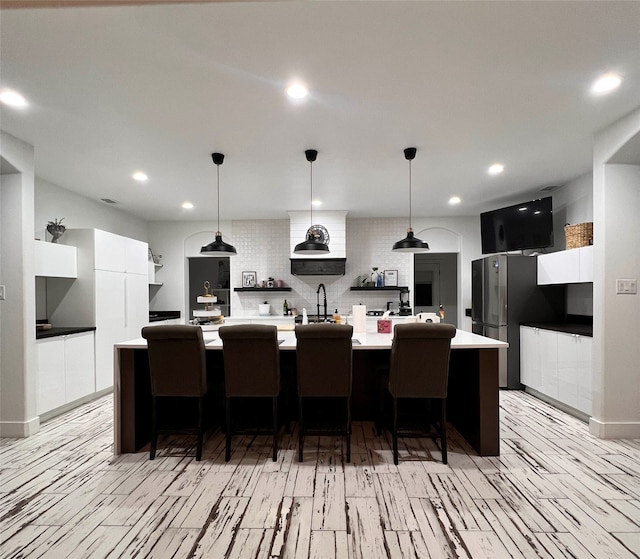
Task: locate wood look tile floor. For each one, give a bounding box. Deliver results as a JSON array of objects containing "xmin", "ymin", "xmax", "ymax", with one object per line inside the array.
[{"xmin": 1, "ymin": 391, "xmax": 639, "ymax": 559}]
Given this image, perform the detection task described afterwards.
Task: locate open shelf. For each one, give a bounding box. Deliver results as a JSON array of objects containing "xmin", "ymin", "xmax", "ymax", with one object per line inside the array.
[
  {"xmin": 350, "ymin": 286, "xmax": 408, "ymax": 291},
  {"xmin": 234, "ymin": 287, "xmax": 292, "ymax": 292}
]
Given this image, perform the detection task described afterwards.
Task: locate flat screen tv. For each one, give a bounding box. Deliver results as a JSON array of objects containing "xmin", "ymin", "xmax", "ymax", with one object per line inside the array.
[{"xmin": 480, "ymin": 196, "xmax": 554, "ymax": 254}]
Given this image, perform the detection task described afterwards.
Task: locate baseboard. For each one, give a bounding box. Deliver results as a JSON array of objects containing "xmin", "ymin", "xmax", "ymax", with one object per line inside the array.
[
  {"xmin": 589, "ymin": 417, "xmax": 640, "ymax": 439},
  {"xmin": 523, "ymin": 387, "xmax": 590, "ymax": 423},
  {"xmin": 0, "ymin": 416, "xmax": 40, "ymax": 438}
]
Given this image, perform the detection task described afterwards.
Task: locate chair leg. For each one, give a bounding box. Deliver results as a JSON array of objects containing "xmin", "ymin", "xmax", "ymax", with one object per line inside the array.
[
  {"xmin": 150, "ymin": 396, "xmax": 158, "ymax": 460},
  {"xmin": 225, "ymin": 397, "xmax": 232, "ymax": 462},
  {"xmin": 376, "ymin": 374, "xmax": 384, "ymax": 436},
  {"xmin": 346, "ymin": 396, "xmax": 351, "ymax": 463},
  {"xmin": 392, "ymin": 397, "xmax": 399, "ymax": 466},
  {"xmin": 272, "ymin": 396, "xmax": 278, "ymax": 462},
  {"xmin": 440, "ymin": 399, "xmax": 448, "ymax": 465},
  {"xmin": 298, "ymin": 397, "xmax": 304, "ymax": 462},
  {"xmin": 196, "ymin": 396, "xmax": 204, "ymax": 461}
]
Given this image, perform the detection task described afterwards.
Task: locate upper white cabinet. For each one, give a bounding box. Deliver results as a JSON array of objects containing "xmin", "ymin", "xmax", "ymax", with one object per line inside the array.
[
  {"xmin": 537, "ymin": 246, "xmax": 593, "ymax": 285},
  {"xmin": 34, "ymin": 241, "xmax": 77, "ymax": 278}
]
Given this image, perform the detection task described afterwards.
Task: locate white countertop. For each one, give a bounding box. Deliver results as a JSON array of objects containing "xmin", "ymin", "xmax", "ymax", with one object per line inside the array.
[{"xmin": 116, "ymin": 328, "xmax": 508, "ymax": 351}]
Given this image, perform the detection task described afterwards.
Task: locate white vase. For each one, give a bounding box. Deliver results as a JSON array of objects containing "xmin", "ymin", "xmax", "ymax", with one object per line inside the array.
[{"xmin": 258, "ymin": 304, "xmax": 270, "ymax": 316}]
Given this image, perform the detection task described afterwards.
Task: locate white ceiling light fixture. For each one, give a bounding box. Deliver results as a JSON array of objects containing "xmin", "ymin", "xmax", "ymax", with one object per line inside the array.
[
  {"xmin": 200, "ymin": 153, "xmax": 237, "ymax": 256},
  {"xmin": 449, "ymin": 196, "xmax": 461, "ymax": 205},
  {"xmin": 591, "ymin": 72, "xmax": 622, "ymax": 95},
  {"xmin": 286, "ymin": 82, "xmax": 309, "ymax": 100},
  {"xmin": 392, "ymin": 147, "xmax": 429, "ymax": 253},
  {"xmin": 488, "ymin": 163, "xmax": 504, "ymax": 175},
  {"xmin": 294, "ymin": 149, "xmax": 330, "ymax": 255},
  {"xmin": 0, "ymin": 88, "xmax": 28, "ymax": 108},
  {"xmin": 182, "ymin": 201, "xmax": 194, "ymax": 210},
  {"xmin": 132, "ymin": 171, "xmax": 148, "ymax": 182}
]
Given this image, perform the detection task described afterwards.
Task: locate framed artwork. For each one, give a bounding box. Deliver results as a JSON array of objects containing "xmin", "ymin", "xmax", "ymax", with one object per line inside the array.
[
  {"xmin": 383, "ymin": 269, "xmax": 398, "ymax": 287},
  {"xmin": 242, "ymin": 271, "xmax": 257, "ymax": 288}
]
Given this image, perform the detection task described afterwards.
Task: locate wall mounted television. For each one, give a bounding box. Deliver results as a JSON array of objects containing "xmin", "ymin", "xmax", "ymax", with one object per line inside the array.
[{"xmin": 480, "ymin": 196, "xmax": 554, "ymax": 254}]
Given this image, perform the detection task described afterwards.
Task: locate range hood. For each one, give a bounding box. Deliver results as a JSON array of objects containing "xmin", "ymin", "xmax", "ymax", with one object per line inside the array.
[{"xmin": 288, "ymin": 210, "xmax": 348, "ymax": 275}]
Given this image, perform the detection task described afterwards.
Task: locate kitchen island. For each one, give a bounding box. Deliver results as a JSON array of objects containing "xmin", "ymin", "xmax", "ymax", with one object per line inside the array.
[{"xmin": 113, "ymin": 329, "xmax": 508, "ymax": 457}]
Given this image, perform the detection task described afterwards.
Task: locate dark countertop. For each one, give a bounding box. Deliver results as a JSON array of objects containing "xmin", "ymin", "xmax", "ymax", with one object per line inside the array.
[
  {"xmin": 36, "ymin": 326, "xmax": 96, "ymax": 340},
  {"xmin": 520, "ymin": 318, "xmax": 593, "ymax": 337},
  {"xmin": 149, "ymin": 310, "xmax": 181, "ymax": 322}
]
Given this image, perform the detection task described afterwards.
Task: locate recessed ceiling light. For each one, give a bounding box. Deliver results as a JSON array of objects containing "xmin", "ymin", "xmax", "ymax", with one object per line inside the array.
[
  {"xmin": 312, "ymin": 199, "xmax": 322, "ymax": 207},
  {"xmin": 0, "ymin": 88, "xmax": 28, "ymax": 108},
  {"xmin": 182, "ymin": 201, "xmax": 194, "ymax": 210},
  {"xmin": 132, "ymin": 171, "xmax": 148, "ymax": 182},
  {"xmin": 488, "ymin": 163, "xmax": 504, "ymax": 175},
  {"xmin": 591, "ymin": 72, "xmax": 622, "ymax": 95},
  {"xmin": 449, "ymin": 196, "xmax": 461, "ymax": 205},
  {"xmin": 286, "ymin": 83, "xmax": 309, "ymax": 100}
]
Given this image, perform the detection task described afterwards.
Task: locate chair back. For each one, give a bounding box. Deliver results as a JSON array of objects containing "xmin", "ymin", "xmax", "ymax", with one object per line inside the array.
[
  {"xmin": 294, "ymin": 324, "xmax": 353, "ymax": 397},
  {"xmin": 388, "ymin": 323, "xmax": 456, "ymax": 399},
  {"xmin": 141, "ymin": 325, "xmax": 207, "ymax": 397},
  {"xmin": 219, "ymin": 324, "xmax": 280, "ymax": 397}
]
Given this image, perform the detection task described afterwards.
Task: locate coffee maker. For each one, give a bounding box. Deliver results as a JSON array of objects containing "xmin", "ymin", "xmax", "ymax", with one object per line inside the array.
[{"xmin": 398, "ymin": 287, "xmax": 412, "ymax": 316}]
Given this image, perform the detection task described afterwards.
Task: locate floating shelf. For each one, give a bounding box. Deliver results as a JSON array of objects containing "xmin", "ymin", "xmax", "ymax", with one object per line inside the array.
[
  {"xmin": 350, "ymin": 286, "xmax": 408, "ymax": 291},
  {"xmin": 234, "ymin": 287, "xmax": 292, "ymax": 292}
]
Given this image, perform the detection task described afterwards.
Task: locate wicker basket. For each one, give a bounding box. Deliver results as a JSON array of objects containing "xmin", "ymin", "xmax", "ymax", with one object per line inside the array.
[{"xmin": 564, "ymin": 222, "xmax": 593, "ymax": 249}]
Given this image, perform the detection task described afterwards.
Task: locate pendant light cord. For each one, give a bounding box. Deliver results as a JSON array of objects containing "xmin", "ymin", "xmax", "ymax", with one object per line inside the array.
[
  {"xmin": 216, "ymin": 162, "xmax": 221, "ymax": 234},
  {"xmin": 408, "ymin": 157, "xmax": 412, "ymax": 230},
  {"xmin": 309, "ymin": 159, "xmax": 314, "ymax": 228}
]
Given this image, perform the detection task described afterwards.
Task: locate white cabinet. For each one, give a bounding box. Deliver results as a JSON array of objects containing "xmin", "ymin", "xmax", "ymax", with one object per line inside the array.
[
  {"xmin": 50, "ymin": 229, "xmax": 149, "ymax": 392},
  {"xmin": 36, "ymin": 331, "xmax": 95, "ymax": 415},
  {"xmin": 520, "ymin": 326, "xmax": 592, "ymax": 416},
  {"xmin": 537, "ymin": 246, "xmax": 594, "ymax": 285},
  {"xmin": 34, "ymin": 241, "xmax": 77, "ymax": 278}
]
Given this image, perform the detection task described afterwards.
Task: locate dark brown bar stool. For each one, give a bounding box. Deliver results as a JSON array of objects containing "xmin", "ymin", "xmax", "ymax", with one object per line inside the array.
[
  {"xmin": 141, "ymin": 325, "xmax": 209, "ymax": 461},
  {"xmin": 219, "ymin": 324, "xmax": 282, "ymax": 462},
  {"xmin": 294, "ymin": 323, "xmax": 353, "ymax": 463},
  {"xmin": 379, "ymin": 323, "xmax": 456, "ymax": 465}
]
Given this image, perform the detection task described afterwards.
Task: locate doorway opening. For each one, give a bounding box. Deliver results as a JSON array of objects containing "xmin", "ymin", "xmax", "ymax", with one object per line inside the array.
[
  {"xmin": 187, "ymin": 257, "xmax": 231, "ymax": 320},
  {"xmin": 414, "ymin": 253, "xmax": 458, "ymax": 327}
]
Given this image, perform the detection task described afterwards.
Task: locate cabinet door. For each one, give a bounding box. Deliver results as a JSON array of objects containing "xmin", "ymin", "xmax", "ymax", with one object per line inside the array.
[
  {"xmin": 36, "ymin": 338, "xmax": 66, "ymax": 414},
  {"xmin": 520, "ymin": 326, "xmax": 541, "ymax": 390},
  {"xmin": 125, "ymin": 272, "xmax": 149, "ymax": 340},
  {"xmin": 539, "ymin": 329, "xmax": 559, "ymax": 399},
  {"xmin": 537, "ymin": 250, "xmax": 580, "ymax": 285},
  {"xmin": 576, "ymin": 336, "xmax": 593, "ymax": 415},
  {"xmin": 125, "ymin": 238, "xmax": 149, "ymax": 275},
  {"xmin": 557, "ymin": 332, "xmax": 579, "ymax": 410},
  {"xmin": 94, "ymin": 229, "xmax": 127, "ymax": 272},
  {"xmin": 65, "ymin": 332, "xmax": 95, "ymax": 402},
  {"xmin": 579, "ymin": 246, "xmax": 594, "ymax": 283},
  {"xmin": 95, "ymin": 270, "xmax": 126, "ymax": 391}
]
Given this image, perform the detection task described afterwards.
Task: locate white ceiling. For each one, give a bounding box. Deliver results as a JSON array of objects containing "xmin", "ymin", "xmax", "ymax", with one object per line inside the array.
[{"xmin": 1, "ymin": 1, "xmax": 639, "ymax": 222}]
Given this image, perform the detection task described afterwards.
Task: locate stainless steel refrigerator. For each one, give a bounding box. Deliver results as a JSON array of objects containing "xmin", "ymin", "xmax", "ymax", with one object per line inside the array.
[{"xmin": 471, "ymin": 254, "xmax": 564, "ymax": 388}]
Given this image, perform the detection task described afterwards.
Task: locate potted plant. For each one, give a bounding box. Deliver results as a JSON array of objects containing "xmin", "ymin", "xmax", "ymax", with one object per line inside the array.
[{"xmin": 46, "ymin": 218, "xmax": 66, "ymax": 243}]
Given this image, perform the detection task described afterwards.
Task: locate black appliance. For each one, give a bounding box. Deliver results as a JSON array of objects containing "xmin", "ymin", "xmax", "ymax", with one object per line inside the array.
[
  {"xmin": 480, "ymin": 196, "xmax": 554, "ymax": 254},
  {"xmin": 398, "ymin": 288, "xmax": 412, "ymax": 316}
]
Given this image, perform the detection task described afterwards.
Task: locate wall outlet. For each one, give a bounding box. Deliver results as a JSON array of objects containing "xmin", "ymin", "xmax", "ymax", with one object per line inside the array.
[{"xmin": 616, "ymin": 279, "xmax": 637, "ymax": 294}]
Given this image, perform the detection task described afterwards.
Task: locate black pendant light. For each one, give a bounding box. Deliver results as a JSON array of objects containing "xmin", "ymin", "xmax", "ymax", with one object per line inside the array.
[
  {"xmin": 293, "ymin": 149, "xmax": 330, "ymax": 255},
  {"xmin": 392, "ymin": 147, "xmax": 430, "ymax": 253},
  {"xmin": 201, "ymin": 152, "xmax": 237, "ymax": 255}
]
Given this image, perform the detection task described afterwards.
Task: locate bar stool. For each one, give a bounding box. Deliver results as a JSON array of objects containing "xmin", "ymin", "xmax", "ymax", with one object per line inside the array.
[
  {"xmin": 294, "ymin": 323, "xmax": 353, "ymax": 462},
  {"xmin": 219, "ymin": 324, "xmax": 282, "ymax": 462},
  {"xmin": 379, "ymin": 322, "xmax": 456, "ymax": 465},
  {"xmin": 141, "ymin": 325, "xmax": 209, "ymax": 461}
]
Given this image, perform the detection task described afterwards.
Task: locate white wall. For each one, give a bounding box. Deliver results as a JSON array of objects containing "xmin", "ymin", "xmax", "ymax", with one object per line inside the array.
[
  {"xmin": 591, "ymin": 106, "xmax": 640, "ymax": 439},
  {"xmin": 149, "ymin": 215, "xmax": 481, "ymax": 329},
  {"xmin": 35, "ymin": 179, "xmax": 148, "ymax": 243},
  {"xmin": 0, "ymin": 131, "xmax": 39, "ymax": 437}
]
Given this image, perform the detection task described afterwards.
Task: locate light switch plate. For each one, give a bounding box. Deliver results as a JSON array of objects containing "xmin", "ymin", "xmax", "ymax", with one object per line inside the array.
[
  {"xmin": 616, "ymin": 279, "xmax": 637, "ymax": 294},
  {"xmin": 0, "ymin": 285, "xmax": 5, "ymax": 300}
]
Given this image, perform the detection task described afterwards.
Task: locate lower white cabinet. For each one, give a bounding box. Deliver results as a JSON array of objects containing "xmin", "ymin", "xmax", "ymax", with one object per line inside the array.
[
  {"xmin": 520, "ymin": 326, "xmax": 592, "ymax": 415},
  {"xmin": 36, "ymin": 331, "xmax": 95, "ymax": 415}
]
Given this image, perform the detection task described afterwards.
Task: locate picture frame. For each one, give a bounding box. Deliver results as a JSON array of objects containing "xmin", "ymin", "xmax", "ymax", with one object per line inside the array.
[
  {"xmin": 242, "ymin": 271, "xmax": 257, "ymax": 288},
  {"xmin": 383, "ymin": 269, "xmax": 398, "ymax": 287}
]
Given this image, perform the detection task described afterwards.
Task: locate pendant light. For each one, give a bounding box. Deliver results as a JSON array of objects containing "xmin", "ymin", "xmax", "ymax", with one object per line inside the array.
[
  {"xmin": 293, "ymin": 149, "xmax": 330, "ymax": 255},
  {"xmin": 201, "ymin": 152, "xmax": 237, "ymax": 255},
  {"xmin": 392, "ymin": 147, "xmax": 430, "ymax": 252}
]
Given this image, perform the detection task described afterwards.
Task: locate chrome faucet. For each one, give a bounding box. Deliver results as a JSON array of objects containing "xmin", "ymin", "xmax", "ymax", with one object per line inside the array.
[{"xmin": 316, "ymin": 283, "xmax": 328, "ymax": 322}]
